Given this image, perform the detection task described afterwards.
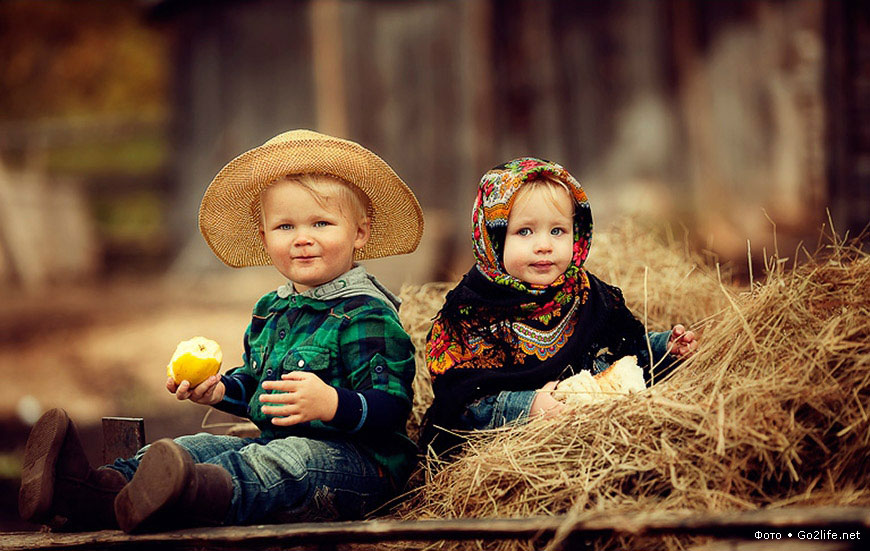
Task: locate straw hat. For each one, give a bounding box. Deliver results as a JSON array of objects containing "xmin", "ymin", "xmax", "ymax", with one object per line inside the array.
[{"xmin": 199, "ymin": 129, "xmax": 424, "ymax": 267}]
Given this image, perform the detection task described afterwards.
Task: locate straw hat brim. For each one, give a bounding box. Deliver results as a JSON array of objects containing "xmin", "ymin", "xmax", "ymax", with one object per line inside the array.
[{"xmin": 199, "ymin": 130, "xmax": 424, "ymax": 267}]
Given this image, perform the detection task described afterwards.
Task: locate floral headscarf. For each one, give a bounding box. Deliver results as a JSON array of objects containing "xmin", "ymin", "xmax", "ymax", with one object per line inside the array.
[
  {"xmin": 471, "ymin": 157, "xmax": 593, "ymax": 319},
  {"xmin": 426, "ymin": 157, "xmax": 593, "ymax": 378},
  {"xmin": 472, "ymin": 157, "xmax": 592, "ymax": 293}
]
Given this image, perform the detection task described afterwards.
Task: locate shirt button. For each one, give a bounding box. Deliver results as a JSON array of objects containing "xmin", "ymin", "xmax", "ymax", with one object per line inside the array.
[
  {"xmin": 297, "ymin": 359, "xmax": 305, "ymax": 368},
  {"xmin": 374, "ymin": 365, "xmax": 384, "ymax": 374},
  {"xmin": 279, "ymin": 330, "xmax": 286, "ymax": 339},
  {"xmin": 266, "ymin": 369, "xmax": 273, "ymax": 377}
]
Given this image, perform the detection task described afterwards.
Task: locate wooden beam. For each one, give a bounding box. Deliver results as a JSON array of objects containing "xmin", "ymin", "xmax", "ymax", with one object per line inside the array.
[
  {"xmin": 101, "ymin": 417, "xmax": 145, "ymax": 464},
  {"xmin": 691, "ymin": 541, "xmax": 854, "ymax": 551},
  {"xmin": 309, "ymin": 0, "xmax": 348, "ymax": 137},
  {"xmin": 2, "ymin": 506, "xmax": 868, "ymax": 551}
]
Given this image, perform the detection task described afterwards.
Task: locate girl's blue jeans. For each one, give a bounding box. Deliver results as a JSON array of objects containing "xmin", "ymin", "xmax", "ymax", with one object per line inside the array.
[
  {"xmin": 110, "ymin": 433, "xmax": 391, "ymax": 525},
  {"xmin": 459, "ymin": 330, "xmax": 674, "ymax": 431}
]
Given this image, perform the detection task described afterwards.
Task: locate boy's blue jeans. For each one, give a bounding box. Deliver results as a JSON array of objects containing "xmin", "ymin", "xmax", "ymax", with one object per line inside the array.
[{"xmin": 110, "ymin": 433, "xmax": 391, "ymax": 525}]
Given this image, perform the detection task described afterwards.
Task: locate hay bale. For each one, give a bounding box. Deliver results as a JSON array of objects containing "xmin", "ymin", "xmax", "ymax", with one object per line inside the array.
[
  {"xmin": 585, "ymin": 223, "xmax": 731, "ymax": 329},
  {"xmin": 390, "ymin": 223, "xmax": 870, "ymax": 551},
  {"xmin": 398, "ymin": 281, "xmax": 453, "ymax": 442}
]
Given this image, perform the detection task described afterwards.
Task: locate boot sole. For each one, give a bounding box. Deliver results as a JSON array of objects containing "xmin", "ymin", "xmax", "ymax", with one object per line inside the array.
[
  {"xmin": 114, "ymin": 439, "xmax": 192, "ymax": 533},
  {"xmin": 18, "ymin": 408, "xmax": 70, "ymax": 522}
]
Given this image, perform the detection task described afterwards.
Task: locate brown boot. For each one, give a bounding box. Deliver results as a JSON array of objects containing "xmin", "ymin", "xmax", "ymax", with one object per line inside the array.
[
  {"xmin": 19, "ymin": 408, "xmax": 127, "ymax": 530},
  {"xmin": 114, "ymin": 438, "xmax": 233, "ymax": 533}
]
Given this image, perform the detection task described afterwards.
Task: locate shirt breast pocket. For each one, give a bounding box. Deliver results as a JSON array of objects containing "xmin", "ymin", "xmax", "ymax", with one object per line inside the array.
[{"xmin": 283, "ymin": 346, "xmax": 332, "ymax": 379}]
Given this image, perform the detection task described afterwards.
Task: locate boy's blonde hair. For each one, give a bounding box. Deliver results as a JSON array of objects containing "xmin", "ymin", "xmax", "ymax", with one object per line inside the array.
[
  {"xmin": 261, "ymin": 173, "xmax": 371, "ymax": 225},
  {"xmin": 512, "ymin": 175, "xmax": 575, "ymax": 217}
]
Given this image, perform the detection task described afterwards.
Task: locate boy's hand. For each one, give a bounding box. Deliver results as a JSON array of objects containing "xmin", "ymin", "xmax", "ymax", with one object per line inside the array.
[
  {"xmin": 260, "ymin": 372, "xmax": 339, "ymax": 426},
  {"xmin": 668, "ymin": 324, "xmax": 698, "ymax": 359},
  {"xmin": 167, "ymin": 375, "xmax": 225, "ymax": 405},
  {"xmin": 529, "ymin": 380, "xmax": 566, "ymax": 419}
]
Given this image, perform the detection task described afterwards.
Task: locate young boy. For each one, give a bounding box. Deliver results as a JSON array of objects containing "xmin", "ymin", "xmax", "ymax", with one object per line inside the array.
[{"xmin": 19, "ymin": 130, "xmax": 424, "ymax": 532}]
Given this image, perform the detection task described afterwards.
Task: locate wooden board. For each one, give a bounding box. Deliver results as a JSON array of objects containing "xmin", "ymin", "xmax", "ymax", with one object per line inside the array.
[{"xmin": 2, "ymin": 506, "xmax": 868, "ymax": 551}]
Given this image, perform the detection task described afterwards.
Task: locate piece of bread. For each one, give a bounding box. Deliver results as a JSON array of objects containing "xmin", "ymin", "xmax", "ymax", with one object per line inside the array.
[
  {"xmin": 552, "ymin": 370, "xmax": 602, "ymax": 405},
  {"xmin": 553, "ymin": 355, "xmax": 646, "ymax": 406},
  {"xmin": 595, "ymin": 355, "xmax": 646, "ymax": 394}
]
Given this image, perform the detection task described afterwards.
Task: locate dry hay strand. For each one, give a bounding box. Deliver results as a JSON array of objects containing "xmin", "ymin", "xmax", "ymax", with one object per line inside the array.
[
  {"xmin": 585, "ymin": 221, "xmax": 731, "ymax": 330},
  {"xmin": 388, "ymin": 229, "xmax": 870, "ymax": 551},
  {"xmin": 399, "ymin": 281, "xmax": 454, "ymax": 442}
]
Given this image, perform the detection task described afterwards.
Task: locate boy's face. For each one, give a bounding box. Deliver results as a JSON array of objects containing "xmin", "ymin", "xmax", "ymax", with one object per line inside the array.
[
  {"xmin": 259, "ymin": 178, "xmax": 370, "ymax": 292},
  {"xmin": 502, "ymin": 186, "xmax": 574, "ymax": 286}
]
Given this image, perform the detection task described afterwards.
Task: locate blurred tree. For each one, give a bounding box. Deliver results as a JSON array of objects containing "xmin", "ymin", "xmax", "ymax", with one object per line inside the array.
[
  {"xmin": 0, "ymin": 0, "xmax": 167, "ymax": 121},
  {"xmin": 0, "ymin": 1, "xmax": 172, "ymax": 279}
]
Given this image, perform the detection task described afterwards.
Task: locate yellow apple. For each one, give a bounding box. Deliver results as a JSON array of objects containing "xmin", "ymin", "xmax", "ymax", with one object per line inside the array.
[{"xmin": 167, "ymin": 337, "xmax": 223, "ymax": 387}]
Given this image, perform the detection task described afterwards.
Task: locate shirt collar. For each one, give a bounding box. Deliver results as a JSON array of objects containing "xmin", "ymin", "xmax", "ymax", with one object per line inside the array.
[{"xmin": 275, "ymin": 265, "xmax": 401, "ymax": 313}]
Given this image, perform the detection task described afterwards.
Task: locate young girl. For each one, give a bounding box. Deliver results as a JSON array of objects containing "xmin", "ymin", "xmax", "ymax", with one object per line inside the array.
[{"xmin": 422, "ymin": 157, "xmax": 697, "ymax": 454}]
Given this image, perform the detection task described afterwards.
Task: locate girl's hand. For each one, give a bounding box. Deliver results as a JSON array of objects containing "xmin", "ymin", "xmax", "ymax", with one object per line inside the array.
[
  {"xmin": 668, "ymin": 324, "xmax": 698, "ymax": 359},
  {"xmin": 529, "ymin": 380, "xmax": 566, "ymax": 418},
  {"xmin": 167, "ymin": 375, "xmax": 225, "ymax": 405},
  {"xmin": 260, "ymin": 372, "xmax": 339, "ymax": 426}
]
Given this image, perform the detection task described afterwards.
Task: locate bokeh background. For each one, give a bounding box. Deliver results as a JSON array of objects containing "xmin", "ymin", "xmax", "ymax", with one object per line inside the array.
[{"xmin": 0, "ymin": 0, "xmax": 867, "ymax": 530}]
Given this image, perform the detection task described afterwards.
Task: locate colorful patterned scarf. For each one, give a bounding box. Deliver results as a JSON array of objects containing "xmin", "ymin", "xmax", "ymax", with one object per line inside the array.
[
  {"xmin": 427, "ymin": 157, "xmax": 593, "ymax": 376},
  {"xmin": 472, "ymin": 157, "xmax": 592, "ymax": 297}
]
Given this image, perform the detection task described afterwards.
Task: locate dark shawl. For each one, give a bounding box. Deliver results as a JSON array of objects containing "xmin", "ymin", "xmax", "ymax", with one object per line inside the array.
[{"xmin": 422, "ymin": 267, "xmax": 649, "ymax": 455}]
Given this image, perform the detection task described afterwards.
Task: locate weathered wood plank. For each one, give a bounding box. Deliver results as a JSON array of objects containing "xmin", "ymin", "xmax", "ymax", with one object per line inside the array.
[
  {"xmin": 690, "ymin": 542, "xmax": 854, "ymax": 551},
  {"xmin": 690, "ymin": 541, "xmax": 855, "ymax": 551},
  {"xmin": 2, "ymin": 506, "xmax": 868, "ymax": 551},
  {"xmin": 101, "ymin": 417, "xmax": 146, "ymax": 464}
]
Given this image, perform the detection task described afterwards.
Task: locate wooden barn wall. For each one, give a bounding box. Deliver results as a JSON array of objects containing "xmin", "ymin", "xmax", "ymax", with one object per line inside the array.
[
  {"xmin": 164, "ymin": 0, "xmax": 856, "ymax": 278},
  {"xmin": 667, "ymin": 0, "xmax": 829, "ymax": 259},
  {"xmin": 166, "ymin": 0, "xmax": 315, "ymax": 263},
  {"xmin": 825, "ymin": 0, "xmax": 870, "ymax": 237}
]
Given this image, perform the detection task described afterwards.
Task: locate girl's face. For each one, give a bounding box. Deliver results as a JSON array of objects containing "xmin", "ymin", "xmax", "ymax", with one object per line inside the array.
[{"xmin": 502, "ymin": 185, "xmax": 574, "ymax": 286}]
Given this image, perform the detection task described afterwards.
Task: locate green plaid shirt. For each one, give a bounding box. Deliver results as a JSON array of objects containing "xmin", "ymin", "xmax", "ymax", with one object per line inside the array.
[{"xmin": 215, "ymin": 289, "xmax": 417, "ymax": 486}]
